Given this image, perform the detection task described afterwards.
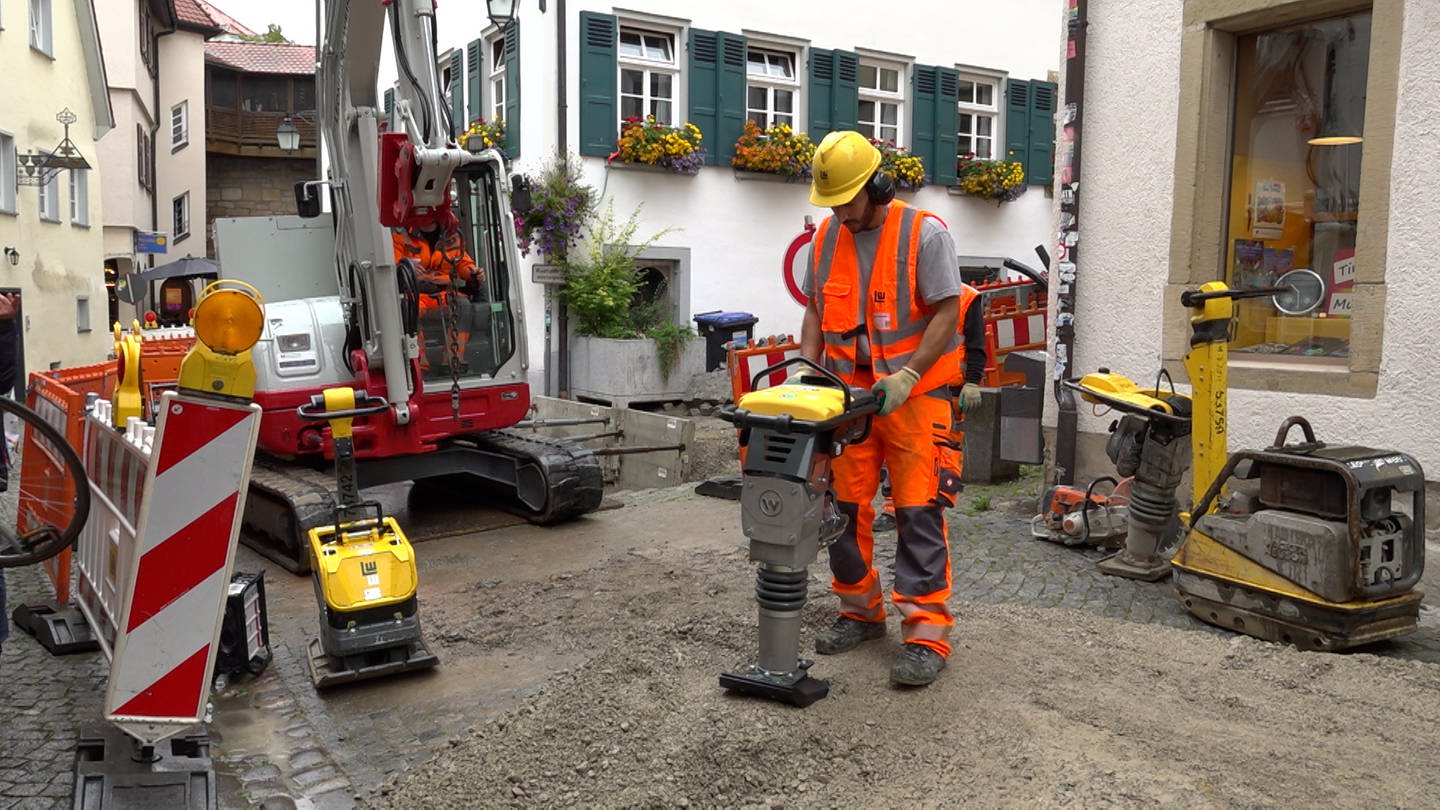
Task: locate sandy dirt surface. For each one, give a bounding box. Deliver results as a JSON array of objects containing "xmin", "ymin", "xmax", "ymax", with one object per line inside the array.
[{"xmin": 340, "ymin": 471, "xmax": 1440, "ymax": 808}]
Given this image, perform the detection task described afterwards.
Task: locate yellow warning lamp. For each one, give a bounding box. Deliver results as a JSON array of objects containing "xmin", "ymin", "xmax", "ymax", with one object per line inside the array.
[
  {"xmin": 111, "ymin": 320, "xmax": 144, "ymax": 427},
  {"xmin": 178, "ymin": 280, "xmax": 265, "ymax": 400}
]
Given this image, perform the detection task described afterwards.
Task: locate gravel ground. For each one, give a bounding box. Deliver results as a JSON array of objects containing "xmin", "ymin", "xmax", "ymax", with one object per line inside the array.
[{"xmin": 358, "ymin": 445, "xmax": 1440, "ymax": 809}]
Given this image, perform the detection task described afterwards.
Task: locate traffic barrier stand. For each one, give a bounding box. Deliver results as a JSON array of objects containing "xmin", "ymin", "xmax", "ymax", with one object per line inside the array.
[
  {"xmin": 70, "ymin": 392, "xmax": 261, "ymax": 808},
  {"xmin": 9, "ymin": 363, "xmax": 117, "ymax": 655},
  {"xmin": 695, "ymin": 336, "xmax": 802, "ymax": 501}
]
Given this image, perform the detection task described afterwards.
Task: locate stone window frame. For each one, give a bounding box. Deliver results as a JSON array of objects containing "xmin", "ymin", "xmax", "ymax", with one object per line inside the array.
[{"xmin": 1162, "ymin": 0, "xmax": 1398, "ymax": 398}]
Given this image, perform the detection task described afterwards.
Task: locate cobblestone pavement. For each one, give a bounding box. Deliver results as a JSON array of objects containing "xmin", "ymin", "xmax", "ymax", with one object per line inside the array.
[{"xmin": 3, "ymin": 469, "xmax": 1438, "ymax": 808}]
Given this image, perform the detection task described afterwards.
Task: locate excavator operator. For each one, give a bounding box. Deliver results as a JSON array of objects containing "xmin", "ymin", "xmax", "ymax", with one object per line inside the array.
[
  {"xmin": 799, "ymin": 130, "xmax": 963, "ymax": 688},
  {"xmin": 392, "ymin": 216, "xmax": 485, "ymax": 372}
]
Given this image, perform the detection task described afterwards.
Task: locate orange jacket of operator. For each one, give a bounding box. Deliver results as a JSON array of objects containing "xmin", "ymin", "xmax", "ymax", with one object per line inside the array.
[
  {"xmin": 812, "ymin": 200, "xmax": 963, "ymax": 395},
  {"xmin": 392, "ymin": 228, "xmax": 479, "ymax": 286}
]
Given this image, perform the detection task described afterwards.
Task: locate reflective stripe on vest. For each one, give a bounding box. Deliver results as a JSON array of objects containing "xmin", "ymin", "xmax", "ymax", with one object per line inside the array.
[{"xmin": 813, "ymin": 202, "xmax": 963, "ymax": 394}]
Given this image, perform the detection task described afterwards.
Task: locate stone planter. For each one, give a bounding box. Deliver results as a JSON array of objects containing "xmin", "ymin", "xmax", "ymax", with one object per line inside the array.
[{"xmin": 568, "ymin": 335, "xmax": 705, "ymax": 408}]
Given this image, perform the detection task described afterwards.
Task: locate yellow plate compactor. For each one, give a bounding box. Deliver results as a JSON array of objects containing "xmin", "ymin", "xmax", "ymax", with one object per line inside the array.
[{"xmin": 298, "ymin": 388, "xmax": 439, "ymax": 688}]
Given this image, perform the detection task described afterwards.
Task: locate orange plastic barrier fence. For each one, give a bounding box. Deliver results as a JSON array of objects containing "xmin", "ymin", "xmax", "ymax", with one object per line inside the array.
[{"xmin": 24, "ymin": 362, "xmax": 118, "ymax": 605}]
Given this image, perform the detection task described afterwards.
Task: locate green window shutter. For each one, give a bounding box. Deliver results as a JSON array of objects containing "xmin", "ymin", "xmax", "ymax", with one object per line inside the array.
[
  {"xmin": 808, "ymin": 48, "xmax": 858, "ymax": 143},
  {"xmin": 466, "ymin": 38, "xmax": 483, "ymax": 125},
  {"xmin": 1005, "ymin": 78, "xmax": 1030, "ymax": 171},
  {"xmin": 1026, "ymin": 79, "xmax": 1056, "ymax": 186},
  {"xmin": 579, "ymin": 11, "xmax": 617, "ymax": 157},
  {"xmin": 383, "ymin": 87, "xmax": 395, "ymax": 129},
  {"xmin": 449, "ymin": 50, "xmax": 464, "ymax": 138},
  {"xmin": 935, "ymin": 67, "xmax": 960, "ymax": 186},
  {"xmin": 503, "ymin": 21, "xmax": 521, "ymax": 158},
  {"xmin": 688, "ymin": 29, "xmax": 720, "ymax": 166},
  {"xmin": 715, "ymin": 32, "xmax": 746, "ymax": 167},
  {"xmin": 911, "ymin": 65, "xmax": 937, "ymax": 182},
  {"xmin": 689, "ymin": 30, "xmax": 748, "ymax": 167},
  {"xmin": 832, "ymin": 51, "xmax": 859, "ymax": 133},
  {"xmin": 808, "ymin": 48, "xmax": 835, "ymax": 141}
]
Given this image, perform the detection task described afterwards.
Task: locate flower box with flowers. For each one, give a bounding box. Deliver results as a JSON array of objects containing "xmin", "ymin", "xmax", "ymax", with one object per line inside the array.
[
  {"xmin": 609, "ymin": 117, "xmax": 706, "ymax": 175},
  {"xmin": 730, "ymin": 121, "xmax": 815, "ymax": 183},
  {"xmin": 874, "ymin": 139, "xmax": 927, "ymax": 193},
  {"xmin": 949, "ymin": 155, "xmax": 1026, "ymax": 204},
  {"xmin": 461, "ymin": 117, "xmax": 507, "ymax": 154}
]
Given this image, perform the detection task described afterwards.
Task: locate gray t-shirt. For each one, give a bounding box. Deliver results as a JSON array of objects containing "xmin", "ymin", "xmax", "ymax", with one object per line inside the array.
[{"xmin": 802, "ymin": 212, "xmax": 961, "ymax": 364}]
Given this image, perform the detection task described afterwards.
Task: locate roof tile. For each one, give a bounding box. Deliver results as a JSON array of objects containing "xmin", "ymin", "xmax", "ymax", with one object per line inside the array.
[{"xmin": 205, "ymin": 41, "xmax": 316, "ymax": 75}]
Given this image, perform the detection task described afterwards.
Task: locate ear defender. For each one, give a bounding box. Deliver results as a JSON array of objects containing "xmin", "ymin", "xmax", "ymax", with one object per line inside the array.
[{"xmin": 865, "ymin": 171, "xmax": 896, "ymax": 205}]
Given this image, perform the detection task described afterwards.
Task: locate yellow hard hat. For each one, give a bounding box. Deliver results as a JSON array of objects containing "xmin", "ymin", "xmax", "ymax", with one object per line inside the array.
[{"xmin": 809, "ymin": 131, "xmax": 882, "ymax": 207}]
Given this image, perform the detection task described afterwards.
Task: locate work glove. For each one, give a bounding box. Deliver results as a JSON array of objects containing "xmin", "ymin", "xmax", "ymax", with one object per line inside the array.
[
  {"xmin": 871, "ymin": 366, "xmax": 921, "ymax": 416},
  {"xmin": 958, "ymin": 383, "xmax": 983, "ymax": 414}
]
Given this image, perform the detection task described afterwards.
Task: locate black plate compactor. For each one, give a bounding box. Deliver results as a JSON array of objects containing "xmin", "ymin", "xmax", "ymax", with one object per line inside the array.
[
  {"xmin": 298, "ymin": 388, "xmax": 439, "ymax": 688},
  {"xmin": 717, "ymin": 358, "xmax": 878, "ymax": 707}
]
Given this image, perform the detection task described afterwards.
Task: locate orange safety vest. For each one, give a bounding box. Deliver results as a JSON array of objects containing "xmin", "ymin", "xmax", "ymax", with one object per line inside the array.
[
  {"xmin": 392, "ymin": 228, "xmax": 478, "ymax": 286},
  {"xmin": 813, "ymin": 201, "xmax": 964, "ymax": 395}
]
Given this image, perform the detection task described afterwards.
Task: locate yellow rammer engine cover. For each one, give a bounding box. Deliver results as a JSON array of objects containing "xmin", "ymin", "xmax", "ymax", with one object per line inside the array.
[
  {"xmin": 738, "ymin": 382, "xmax": 848, "ymax": 422},
  {"xmin": 307, "ymin": 517, "xmax": 419, "ymax": 612}
]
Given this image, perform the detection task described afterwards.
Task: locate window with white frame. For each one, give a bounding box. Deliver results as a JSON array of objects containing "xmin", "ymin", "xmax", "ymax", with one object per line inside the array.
[
  {"xmin": 37, "ymin": 154, "xmax": 58, "ymax": 222},
  {"xmin": 29, "ymin": 0, "xmax": 51, "ymax": 55},
  {"xmin": 488, "ymin": 34, "xmax": 506, "ymax": 124},
  {"xmin": 745, "ymin": 46, "xmax": 798, "ymax": 130},
  {"xmin": 173, "ymin": 192, "xmax": 189, "ymax": 241},
  {"xmin": 0, "ymin": 131, "xmax": 15, "ymax": 214},
  {"xmin": 617, "ymin": 25, "xmax": 676, "ymax": 124},
  {"xmin": 956, "ymin": 74, "xmax": 1001, "ymax": 160},
  {"xmin": 69, "ymin": 169, "xmax": 88, "ymax": 226},
  {"xmin": 858, "ymin": 60, "xmax": 903, "ymax": 145},
  {"xmin": 171, "ymin": 102, "xmax": 188, "ymax": 150}
]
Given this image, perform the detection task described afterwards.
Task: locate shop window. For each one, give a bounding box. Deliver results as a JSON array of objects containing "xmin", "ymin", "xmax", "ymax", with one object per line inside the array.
[
  {"xmin": 1225, "ymin": 13, "xmax": 1370, "ymax": 364},
  {"xmin": 1165, "ymin": 1, "xmax": 1397, "ymax": 398}
]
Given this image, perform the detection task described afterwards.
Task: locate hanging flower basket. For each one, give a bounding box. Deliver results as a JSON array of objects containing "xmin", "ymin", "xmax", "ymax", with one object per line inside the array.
[
  {"xmin": 608, "ymin": 116, "xmax": 706, "ymax": 175},
  {"xmin": 954, "ymin": 154, "xmax": 1026, "ymax": 204}
]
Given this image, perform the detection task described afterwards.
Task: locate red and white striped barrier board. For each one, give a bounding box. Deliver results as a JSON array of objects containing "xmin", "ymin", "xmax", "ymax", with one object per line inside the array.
[
  {"xmin": 727, "ymin": 337, "xmax": 802, "ymax": 402},
  {"xmin": 104, "ymin": 391, "xmax": 261, "ymax": 747},
  {"xmin": 991, "ymin": 309, "xmax": 1047, "ymax": 352}
]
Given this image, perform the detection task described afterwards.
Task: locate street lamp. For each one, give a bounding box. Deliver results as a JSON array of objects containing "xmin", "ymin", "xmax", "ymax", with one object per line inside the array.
[
  {"xmin": 4, "ymin": 248, "xmax": 17, "ymax": 267},
  {"xmin": 486, "ymin": 0, "xmax": 518, "ymax": 31},
  {"xmin": 276, "ymin": 117, "xmax": 301, "ymax": 152}
]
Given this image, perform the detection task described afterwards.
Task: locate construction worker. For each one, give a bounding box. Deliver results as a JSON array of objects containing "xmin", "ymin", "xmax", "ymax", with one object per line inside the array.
[
  {"xmin": 392, "ymin": 217, "xmax": 483, "ymax": 372},
  {"xmin": 875, "ymin": 287, "xmax": 985, "ymax": 531},
  {"xmin": 799, "ymin": 130, "xmax": 963, "ymax": 687}
]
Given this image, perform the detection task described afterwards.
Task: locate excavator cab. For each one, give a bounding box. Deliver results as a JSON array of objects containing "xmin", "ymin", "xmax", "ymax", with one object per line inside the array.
[{"xmin": 408, "ymin": 162, "xmax": 519, "ymax": 388}]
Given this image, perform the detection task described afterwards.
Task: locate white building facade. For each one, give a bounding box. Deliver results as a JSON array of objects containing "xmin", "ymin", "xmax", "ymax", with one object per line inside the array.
[
  {"xmin": 0, "ymin": 0, "xmax": 113, "ymax": 373},
  {"xmin": 1057, "ymin": 0, "xmax": 1437, "ymax": 493},
  {"xmin": 407, "ymin": 1, "xmax": 1065, "ymax": 396}
]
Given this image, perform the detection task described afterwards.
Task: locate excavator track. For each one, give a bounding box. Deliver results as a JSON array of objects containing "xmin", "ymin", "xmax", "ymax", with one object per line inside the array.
[{"xmin": 240, "ymin": 431, "xmax": 604, "ymax": 575}]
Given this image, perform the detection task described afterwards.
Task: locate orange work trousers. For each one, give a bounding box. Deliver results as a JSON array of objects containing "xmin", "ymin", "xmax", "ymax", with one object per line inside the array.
[{"xmin": 828, "ymin": 368, "xmax": 956, "ymax": 658}]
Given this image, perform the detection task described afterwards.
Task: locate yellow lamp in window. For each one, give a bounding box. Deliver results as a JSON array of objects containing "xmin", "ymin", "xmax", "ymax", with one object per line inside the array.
[{"xmin": 178, "ymin": 280, "xmax": 265, "ymax": 400}]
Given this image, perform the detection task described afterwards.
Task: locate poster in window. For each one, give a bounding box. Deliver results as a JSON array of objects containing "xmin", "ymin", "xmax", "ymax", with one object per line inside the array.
[
  {"xmin": 1233, "ymin": 239, "xmax": 1265, "ymax": 289},
  {"xmin": 1251, "ymin": 179, "xmax": 1286, "ymax": 240},
  {"xmin": 1326, "ymin": 248, "xmax": 1355, "ymax": 317}
]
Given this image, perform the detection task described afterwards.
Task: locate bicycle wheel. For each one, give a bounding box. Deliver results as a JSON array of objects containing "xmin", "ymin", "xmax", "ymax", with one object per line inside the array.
[{"xmin": 0, "ymin": 395, "xmax": 90, "ymax": 568}]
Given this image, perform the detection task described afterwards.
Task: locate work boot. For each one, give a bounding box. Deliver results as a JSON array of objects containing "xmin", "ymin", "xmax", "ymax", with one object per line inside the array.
[
  {"xmin": 814, "ymin": 617, "xmax": 885, "ymax": 655},
  {"xmin": 890, "ymin": 643, "xmax": 947, "ymax": 686},
  {"xmin": 872, "ymin": 512, "xmax": 896, "ymax": 533}
]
